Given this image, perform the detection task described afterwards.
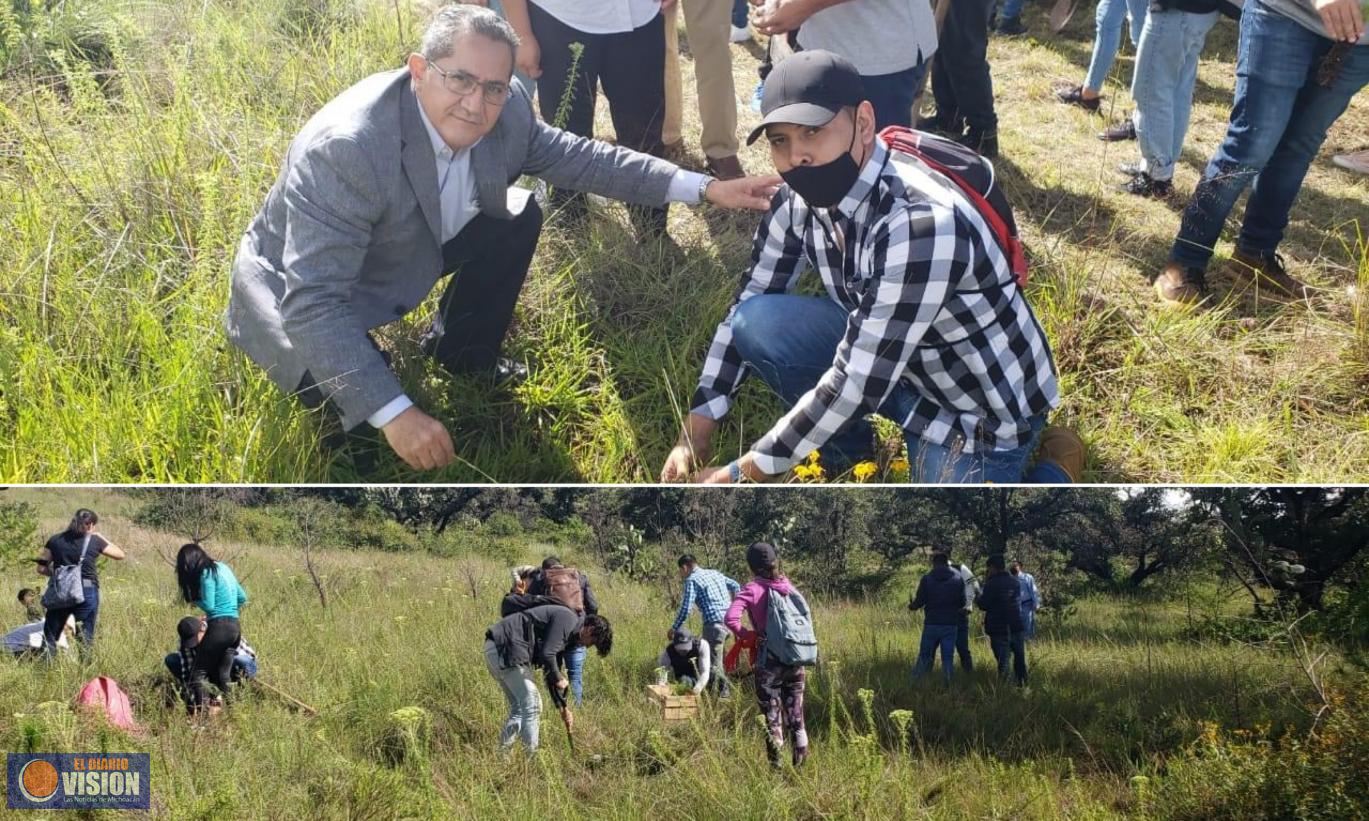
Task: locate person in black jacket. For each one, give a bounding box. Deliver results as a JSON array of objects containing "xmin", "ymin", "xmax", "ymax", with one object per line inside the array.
[
  {"xmin": 528, "ymin": 556, "xmax": 599, "ymax": 705},
  {"xmin": 482, "ymin": 602, "xmax": 613, "ymax": 754},
  {"xmin": 977, "ymin": 554, "xmax": 1028, "ymax": 685},
  {"xmin": 909, "ymin": 552, "xmax": 968, "ymax": 685}
]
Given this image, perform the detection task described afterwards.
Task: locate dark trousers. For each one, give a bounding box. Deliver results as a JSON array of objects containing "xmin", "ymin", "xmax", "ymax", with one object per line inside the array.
[
  {"xmin": 424, "ymin": 203, "xmax": 545, "ymax": 373},
  {"xmin": 296, "ymin": 200, "xmax": 544, "ymax": 420},
  {"xmin": 43, "ymin": 583, "xmax": 98, "ymax": 661},
  {"xmin": 192, "ymin": 617, "xmax": 242, "ymax": 708},
  {"xmin": 703, "ymin": 622, "xmax": 732, "ymax": 696},
  {"xmin": 956, "ymin": 616, "xmax": 975, "ymax": 672},
  {"xmin": 990, "ymin": 631, "xmax": 1028, "ymax": 685},
  {"xmin": 530, "ymin": 3, "xmax": 669, "ymax": 230},
  {"xmin": 931, "ymin": 0, "xmax": 999, "ymax": 133},
  {"xmin": 864, "ymin": 62, "xmax": 930, "ymax": 130}
]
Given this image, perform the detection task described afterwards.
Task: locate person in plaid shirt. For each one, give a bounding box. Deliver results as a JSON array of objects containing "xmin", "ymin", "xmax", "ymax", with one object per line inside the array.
[
  {"xmin": 660, "ymin": 51, "xmax": 1081, "ymax": 484},
  {"xmin": 668, "ymin": 554, "xmax": 740, "ymax": 697}
]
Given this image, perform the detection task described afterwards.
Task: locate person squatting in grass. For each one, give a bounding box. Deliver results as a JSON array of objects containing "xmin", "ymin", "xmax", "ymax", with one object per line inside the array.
[
  {"xmin": 5, "ymin": 589, "xmax": 73, "ymax": 659},
  {"xmin": 164, "ymin": 616, "xmax": 259, "ymax": 715},
  {"xmin": 657, "ymin": 627, "xmax": 714, "ymax": 694},
  {"xmin": 668, "ymin": 553, "xmax": 740, "ymax": 698},
  {"xmin": 175, "ymin": 543, "xmax": 249, "ymax": 714},
  {"xmin": 225, "ymin": 4, "xmax": 781, "ymax": 474},
  {"xmin": 725, "ymin": 541, "xmax": 811, "ymax": 769},
  {"xmin": 483, "ymin": 601, "xmax": 614, "ymax": 754},
  {"xmin": 660, "ymin": 51, "xmax": 1083, "ymax": 485},
  {"xmin": 33, "ymin": 508, "xmax": 125, "ymax": 661}
]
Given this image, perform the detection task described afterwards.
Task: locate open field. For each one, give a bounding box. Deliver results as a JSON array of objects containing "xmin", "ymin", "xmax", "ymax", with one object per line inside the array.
[
  {"xmin": 2, "ymin": 495, "xmax": 1364, "ymax": 818},
  {"xmin": 0, "ymin": 0, "xmax": 1366, "ymax": 482}
]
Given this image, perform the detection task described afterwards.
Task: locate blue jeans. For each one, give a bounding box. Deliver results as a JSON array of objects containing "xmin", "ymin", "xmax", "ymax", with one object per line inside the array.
[
  {"xmin": 730, "ymin": 294, "xmax": 1059, "ymax": 483},
  {"xmin": 1001, "ymin": 0, "xmax": 1025, "ymax": 22},
  {"xmin": 1084, "ymin": 0, "xmax": 1149, "ymax": 93},
  {"xmin": 565, "ymin": 644, "xmax": 587, "ymax": 706},
  {"xmin": 732, "ymin": 0, "xmax": 748, "ymax": 28},
  {"xmin": 990, "ymin": 631, "xmax": 1028, "ymax": 685},
  {"xmin": 1132, "ymin": 9, "xmax": 1219, "ymax": 181},
  {"xmin": 912, "ymin": 623, "xmax": 959, "ymax": 685},
  {"xmin": 863, "ymin": 62, "xmax": 930, "ymax": 130},
  {"xmin": 1171, "ymin": 2, "xmax": 1369, "ymax": 269},
  {"xmin": 43, "ymin": 583, "xmax": 99, "ymax": 661}
]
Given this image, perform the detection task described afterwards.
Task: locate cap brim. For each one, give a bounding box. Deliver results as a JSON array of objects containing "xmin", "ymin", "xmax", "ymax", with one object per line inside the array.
[{"xmin": 745, "ymin": 102, "xmax": 841, "ymax": 145}]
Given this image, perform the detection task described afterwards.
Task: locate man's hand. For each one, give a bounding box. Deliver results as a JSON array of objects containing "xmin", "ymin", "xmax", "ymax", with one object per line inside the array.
[
  {"xmin": 704, "ymin": 175, "xmax": 784, "ymax": 211},
  {"xmin": 556, "ymin": 678, "xmax": 569, "ymax": 693},
  {"xmin": 516, "ymin": 34, "xmax": 542, "ymax": 79},
  {"xmin": 752, "ymin": 0, "xmax": 818, "ymax": 35},
  {"xmin": 696, "ymin": 452, "xmax": 769, "ymax": 484},
  {"xmin": 660, "ymin": 413, "xmax": 719, "ymax": 481},
  {"xmin": 381, "ymin": 406, "xmax": 456, "ymax": 471},
  {"xmin": 560, "ymin": 706, "xmax": 574, "ymax": 732},
  {"xmin": 666, "ymin": 628, "xmax": 677, "ymax": 641},
  {"xmin": 1315, "ymin": 0, "xmax": 1365, "ymax": 42}
]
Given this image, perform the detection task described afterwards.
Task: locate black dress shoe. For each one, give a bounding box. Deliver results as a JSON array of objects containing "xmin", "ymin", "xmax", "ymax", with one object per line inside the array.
[
  {"xmin": 1055, "ymin": 84, "xmax": 1101, "ymax": 112},
  {"xmin": 1120, "ymin": 172, "xmax": 1173, "ymax": 198},
  {"xmin": 923, "ymin": 109, "xmax": 965, "ymax": 138},
  {"xmin": 1098, "ymin": 119, "xmax": 1137, "ymax": 141}
]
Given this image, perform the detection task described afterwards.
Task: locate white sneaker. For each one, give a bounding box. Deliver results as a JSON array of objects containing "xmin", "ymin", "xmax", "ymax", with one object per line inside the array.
[{"xmin": 730, "ymin": 24, "xmax": 751, "ymax": 43}]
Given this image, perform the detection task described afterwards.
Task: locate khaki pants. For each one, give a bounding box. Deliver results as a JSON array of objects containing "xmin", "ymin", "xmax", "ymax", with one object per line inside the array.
[{"xmin": 663, "ymin": 0, "xmax": 739, "ymax": 159}]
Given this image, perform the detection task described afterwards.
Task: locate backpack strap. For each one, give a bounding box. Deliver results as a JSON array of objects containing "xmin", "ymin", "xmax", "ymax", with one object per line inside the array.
[{"xmin": 878, "ymin": 126, "xmax": 1028, "ymax": 287}]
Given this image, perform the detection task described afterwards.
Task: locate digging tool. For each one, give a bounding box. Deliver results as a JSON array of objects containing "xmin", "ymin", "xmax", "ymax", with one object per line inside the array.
[{"xmin": 251, "ymin": 678, "xmax": 319, "ymax": 717}]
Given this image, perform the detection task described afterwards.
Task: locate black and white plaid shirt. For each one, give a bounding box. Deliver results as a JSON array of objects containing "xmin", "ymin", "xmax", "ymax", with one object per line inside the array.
[{"xmin": 690, "ymin": 137, "xmax": 1060, "ymax": 476}]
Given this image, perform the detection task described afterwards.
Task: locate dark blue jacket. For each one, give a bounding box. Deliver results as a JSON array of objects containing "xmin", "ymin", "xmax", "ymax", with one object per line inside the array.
[
  {"xmin": 909, "ymin": 566, "xmax": 965, "ymax": 626},
  {"xmin": 978, "ymin": 572, "xmax": 1026, "ymax": 637}
]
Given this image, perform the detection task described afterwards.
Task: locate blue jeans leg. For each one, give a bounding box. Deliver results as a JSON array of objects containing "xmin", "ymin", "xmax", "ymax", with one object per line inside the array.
[
  {"xmin": 1169, "ymin": 1, "xmax": 1361, "ymax": 269},
  {"xmin": 732, "ymin": 0, "xmax": 748, "ymax": 28},
  {"xmin": 1132, "ymin": 9, "xmax": 1218, "ymax": 181},
  {"xmin": 1084, "ymin": 0, "xmax": 1129, "ymax": 93},
  {"xmin": 862, "ymin": 62, "xmax": 929, "ymax": 130},
  {"xmin": 566, "ymin": 644, "xmax": 587, "ymax": 706},
  {"xmin": 912, "ymin": 623, "xmax": 958, "ymax": 685},
  {"xmin": 71, "ymin": 584, "xmax": 99, "ymax": 662},
  {"xmin": 731, "ymin": 293, "xmax": 1049, "ymax": 482},
  {"xmin": 1001, "ymin": 0, "xmax": 1025, "ymax": 21}
]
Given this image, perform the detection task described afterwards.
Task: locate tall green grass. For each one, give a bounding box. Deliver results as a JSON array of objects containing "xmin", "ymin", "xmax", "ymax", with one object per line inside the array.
[
  {"xmin": 1, "ymin": 0, "xmax": 1366, "ymax": 481},
  {"xmin": 2, "ymin": 507, "xmax": 1362, "ymax": 818}
]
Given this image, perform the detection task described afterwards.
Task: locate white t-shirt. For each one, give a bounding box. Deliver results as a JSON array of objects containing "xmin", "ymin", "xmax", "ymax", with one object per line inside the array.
[
  {"xmin": 531, "ymin": 0, "xmax": 662, "ymax": 34},
  {"xmin": 3, "ymin": 620, "xmax": 71, "ymax": 655},
  {"xmin": 798, "ymin": 0, "xmax": 940, "ymax": 76},
  {"xmin": 657, "ymin": 638, "xmax": 712, "ymax": 694}
]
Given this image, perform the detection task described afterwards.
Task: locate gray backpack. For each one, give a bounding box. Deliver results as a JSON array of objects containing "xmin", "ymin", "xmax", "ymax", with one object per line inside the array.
[
  {"xmin": 42, "ymin": 536, "xmax": 91, "ymax": 610},
  {"xmin": 764, "ymin": 587, "xmax": 818, "ymax": 667}
]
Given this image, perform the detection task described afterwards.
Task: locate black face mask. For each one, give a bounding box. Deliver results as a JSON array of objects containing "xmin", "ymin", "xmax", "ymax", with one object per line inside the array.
[{"xmin": 779, "ymin": 116, "xmax": 863, "ymax": 208}]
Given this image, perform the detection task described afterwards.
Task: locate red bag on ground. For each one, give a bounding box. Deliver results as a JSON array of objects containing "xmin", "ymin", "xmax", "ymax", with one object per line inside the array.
[{"xmin": 75, "ymin": 675, "xmax": 141, "ymax": 732}]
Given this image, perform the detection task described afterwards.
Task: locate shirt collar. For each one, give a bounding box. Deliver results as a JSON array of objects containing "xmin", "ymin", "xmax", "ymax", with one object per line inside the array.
[{"xmin": 831, "ymin": 137, "xmax": 890, "ymax": 223}]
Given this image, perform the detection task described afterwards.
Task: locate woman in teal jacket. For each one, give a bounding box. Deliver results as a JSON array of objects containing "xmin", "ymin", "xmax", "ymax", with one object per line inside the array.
[{"xmin": 175, "ymin": 543, "xmax": 247, "ymax": 712}]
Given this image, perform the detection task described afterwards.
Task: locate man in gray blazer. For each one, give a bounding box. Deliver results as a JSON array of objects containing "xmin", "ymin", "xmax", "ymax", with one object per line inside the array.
[{"xmin": 226, "ymin": 5, "xmax": 778, "ymax": 471}]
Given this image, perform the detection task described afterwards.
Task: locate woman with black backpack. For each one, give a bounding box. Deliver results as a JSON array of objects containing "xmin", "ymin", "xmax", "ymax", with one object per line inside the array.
[
  {"xmin": 34, "ymin": 508, "xmax": 125, "ymax": 660},
  {"xmin": 175, "ymin": 543, "xmax": 248, "ymax": 714}
]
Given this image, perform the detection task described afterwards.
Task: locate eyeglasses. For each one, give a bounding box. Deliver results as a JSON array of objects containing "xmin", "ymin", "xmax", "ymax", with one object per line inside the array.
[{"xmin": 427, "ymin": 60, "xmax": 511, "ymax": 105}]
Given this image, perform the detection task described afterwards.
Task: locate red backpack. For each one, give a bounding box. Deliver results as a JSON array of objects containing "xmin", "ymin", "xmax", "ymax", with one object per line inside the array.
[{"xmin": 878, "ymin": 125, "xmax": 1028, "ymax": 287}]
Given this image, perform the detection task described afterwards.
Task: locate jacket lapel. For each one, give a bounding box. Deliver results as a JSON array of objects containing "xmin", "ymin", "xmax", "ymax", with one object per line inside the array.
[{"xmin": 400, "ymin": 86, "xmax": 443, "ymax": 243}]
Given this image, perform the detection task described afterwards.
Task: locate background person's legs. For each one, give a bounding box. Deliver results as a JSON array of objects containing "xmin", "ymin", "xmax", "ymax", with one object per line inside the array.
[
  {"xmin": 955, "ymin": 617, "xmax": 974, "ymax": 672},
  {"xmin": 703, "ymin": 621, "xmax": 731, "ymax": 696},
  {"xmin": 862, "ymin": 63, "xmax": 928, "ymax": 129},
  {"xmin": 529, "ymin": 4, "xmax": 604, "ymax": 216},
  {"xmin": 682, "ymin": 0, "xmax": 741, "ymax": 167},
  {"xmin": 565, "ymin": 644, "xmax": 587, "ymax": 706},
  {"xmin": 601, "ymin": 11, "xmax": 670, "ymax": 235},
  {"xmin": 662, "ymin": 2, "xmax": 683, "ymax": 149}
]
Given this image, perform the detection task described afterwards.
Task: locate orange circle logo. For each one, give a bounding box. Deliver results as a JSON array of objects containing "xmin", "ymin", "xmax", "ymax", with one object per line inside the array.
[{"xmin": 19, "ymin": 760, "xmax": 60, "ymax": 802}]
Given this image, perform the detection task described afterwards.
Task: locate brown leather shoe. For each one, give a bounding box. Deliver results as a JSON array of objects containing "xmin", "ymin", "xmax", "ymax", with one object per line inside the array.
[
  {"xmin": 1154, "ymin": 262, "xmax": 1208, "ymax": 305},
  {"xmin": 1033, "ymin": 426, "xmax": 1085, "ymax": 482},
  {"xmin": 1227, "ymin": 248, "xmax": 1310, "ymax": 299},
  {"xmin": 705, "ymin": 154, "xmax": 745, "ymax": 180}
]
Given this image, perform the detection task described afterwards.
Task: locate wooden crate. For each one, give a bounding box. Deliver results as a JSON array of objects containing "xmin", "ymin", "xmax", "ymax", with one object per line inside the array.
[{"xmin": 647, "ymin": 684, "xmax": 699, "ymax": 722}]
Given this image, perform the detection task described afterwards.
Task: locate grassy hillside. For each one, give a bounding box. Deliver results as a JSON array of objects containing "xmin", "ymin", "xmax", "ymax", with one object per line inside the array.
[
  {"xmin": 0, "ymin": 0, "xmax": 1365, "ymax": 482},
  {"xmin": 2, "ymin": 502, "xmax": 1364, "ymax": 818}
]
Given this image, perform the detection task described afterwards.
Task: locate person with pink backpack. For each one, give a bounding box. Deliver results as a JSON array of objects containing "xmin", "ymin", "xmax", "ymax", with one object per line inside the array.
[{"xmin": 725, "ymin": 542, "xmax": 813, "ymax": 769}]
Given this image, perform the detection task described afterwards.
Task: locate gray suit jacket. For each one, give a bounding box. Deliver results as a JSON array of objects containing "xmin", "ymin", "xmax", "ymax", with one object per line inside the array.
[{"xmin": 225, "ymin": 68, "xmax": 679, "ymax": 429}]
